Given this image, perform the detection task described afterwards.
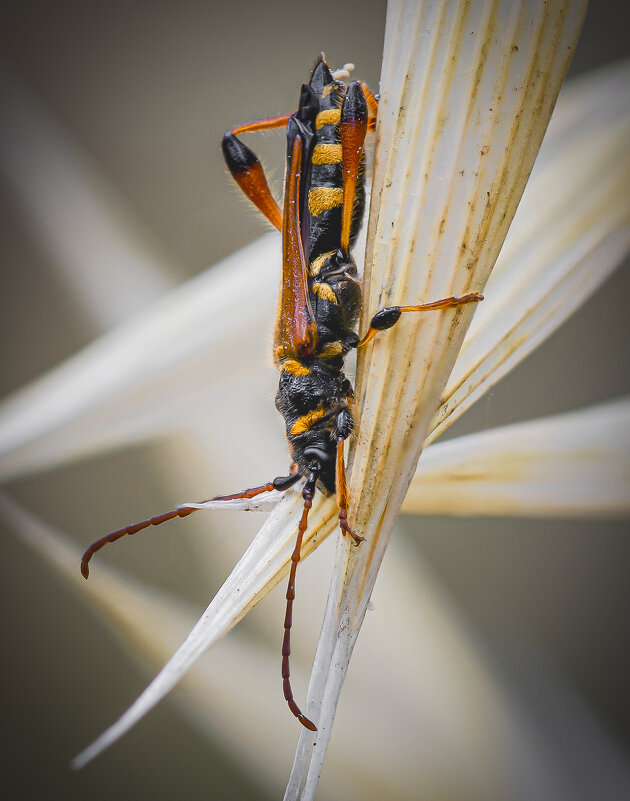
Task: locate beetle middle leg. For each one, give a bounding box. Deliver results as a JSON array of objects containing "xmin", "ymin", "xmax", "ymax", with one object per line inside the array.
[{"xmin": 357, "ymin": 292, "xmax": 484, "ymax": 348}]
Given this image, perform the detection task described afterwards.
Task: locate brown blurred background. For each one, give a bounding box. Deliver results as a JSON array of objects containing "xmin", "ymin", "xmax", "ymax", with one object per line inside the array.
[{"xmin": 1, "ymin": 2, "xmax": 629, "ymax": 800}]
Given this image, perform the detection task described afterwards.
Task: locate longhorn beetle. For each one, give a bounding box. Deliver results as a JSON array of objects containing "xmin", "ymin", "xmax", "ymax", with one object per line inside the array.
[{"xmin": 81, "ymin": 55, "xmax": 482, "ymax": 731}]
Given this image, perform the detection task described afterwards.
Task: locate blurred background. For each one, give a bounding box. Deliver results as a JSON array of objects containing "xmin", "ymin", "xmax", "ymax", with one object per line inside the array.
[{"xmin": 0, "ymin": 2, "xmax": 629, "ymax": 799}]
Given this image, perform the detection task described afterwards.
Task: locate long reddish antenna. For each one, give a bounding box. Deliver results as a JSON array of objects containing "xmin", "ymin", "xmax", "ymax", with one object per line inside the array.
[
  {"xmin": 80, "ymin": 472, "xmax": 301, "ymax": 579},
  {"xmin": 282, "ymin": 472, "xmax": 318, "ymax": 731},
  {"xmin": 81, "ymin": 505, "xmax": 195, "ymax": 579}
]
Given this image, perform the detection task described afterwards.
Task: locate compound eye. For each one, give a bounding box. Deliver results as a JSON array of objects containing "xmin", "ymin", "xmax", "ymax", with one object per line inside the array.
[{"xmin": 303, "ymin": 447, "xmax": 332, "ymax": 466}]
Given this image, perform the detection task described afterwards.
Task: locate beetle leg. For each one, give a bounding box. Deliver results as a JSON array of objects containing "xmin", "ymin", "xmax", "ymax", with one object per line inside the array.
[
  {"xmin": 357, "ymin": 292, "xmax": 484, "ymax": 348},
  {"xmin": 221, "ymin": 113, "xmax": 291, "ymax": 230},
  {"xmin": 230, "ymin": 114, "xmax": 292, "ymax": 135},
  {"xmin": 339, "ymin": 82, "xmax": 369, "ymax": 254},
  {"xmin": 358, "ymin": 81, "xmax": 378, "ymax": 130},
  {"xmin": 335, "ymin": 436, "xmax": 363, "ymax": 546}
]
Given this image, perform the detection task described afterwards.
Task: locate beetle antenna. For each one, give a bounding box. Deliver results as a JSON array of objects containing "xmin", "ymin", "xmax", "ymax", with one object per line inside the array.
[
  {"xmin": 80, "ymin": 473, "xmax": 301, "ymax": 579},
  {"xmin": 282, "ymin": 470, "xmax": 318, "ymax": 731}
]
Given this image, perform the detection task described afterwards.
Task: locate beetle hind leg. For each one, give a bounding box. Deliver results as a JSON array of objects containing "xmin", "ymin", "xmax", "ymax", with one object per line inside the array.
[
  {"xmin": 222, "ymin": 113, "xmax": 291, "ymax": 230},
  {"xmin": 339, "ymin": 82, "xmax": 369, "ymax": 254}
]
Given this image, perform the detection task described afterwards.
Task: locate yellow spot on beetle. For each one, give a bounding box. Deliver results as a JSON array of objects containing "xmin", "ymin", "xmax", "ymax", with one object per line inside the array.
[
  {"xmin": 321, "ymin": 84, "xmax": 335, "ymax": 99},
  {"xmin": 281, "ymin": 359, "xmax": 311, "ymax": 377},
  {"xmin": 312, "ymin": 283, "xmax": 338, "ymax": 303},
  {"xmin": 290, "ymin": 408, "xmax": 327, "ymax": 437},
  {"xmin": 309, "ymin": 251, "xmax": 335, "ymax": 277},
  {"xmin": 316, "ymin": 108, "xmax": 341, "ymax": 129},
  {"xmin": 312, "ymin": 144, "xmax": 343, "ymax": 165},
  {"xmin": 318, "ymin": 341, "xmax": 343, "ymax": 358},
  {"xmin": 308, "ymin": 187, "xmax": 343, "ymax": 216}
]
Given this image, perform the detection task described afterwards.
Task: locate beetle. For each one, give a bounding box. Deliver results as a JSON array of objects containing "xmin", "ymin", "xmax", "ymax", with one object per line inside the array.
[{"xmin": 80, "ymin": 54, "xmax": 482, "ymax": 731}]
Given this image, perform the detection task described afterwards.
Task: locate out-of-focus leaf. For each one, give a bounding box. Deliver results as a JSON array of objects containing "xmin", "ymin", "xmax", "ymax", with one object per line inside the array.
[{"xmin": 408, "ymin": 398, "xmax": 630, "ymax": 517}]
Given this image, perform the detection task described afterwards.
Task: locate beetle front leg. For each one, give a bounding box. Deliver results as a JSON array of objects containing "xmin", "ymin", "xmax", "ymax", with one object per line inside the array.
[{"xmin": 335, "ymin": 407, "xmax": 363, "ymax": 546}]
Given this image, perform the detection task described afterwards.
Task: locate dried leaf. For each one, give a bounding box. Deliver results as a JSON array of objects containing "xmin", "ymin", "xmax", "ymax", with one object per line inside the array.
[
  {"xmin": 430, "ymin": 61, "xmax": 630, "ymax": 442},
  {"xmin": 287, "ymin": 2, "xmax": 588, "ymax": 796},
  {"xmin": 408, "ymin": 398, "xmax": 630, "ymax": 517}
]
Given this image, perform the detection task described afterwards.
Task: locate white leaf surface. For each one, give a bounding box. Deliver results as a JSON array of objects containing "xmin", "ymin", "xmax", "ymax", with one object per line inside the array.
[
  {"xmin": 408, "ymin": 398, "xmax": 630, "ymax": 517},
  {"xmin": 287, "ymin": 2, "xmax": 588, "ymax": 798},
  {"xmin": 429, "ymin": 61, "xmax": 630, "ymax": 443},
  {"xmin": 181, "ymin": 493, "xmax": 284, "ymax": 512},
  {"xmin": 6, "ymin": 492, "xmax": 614, "ymax": 801}
]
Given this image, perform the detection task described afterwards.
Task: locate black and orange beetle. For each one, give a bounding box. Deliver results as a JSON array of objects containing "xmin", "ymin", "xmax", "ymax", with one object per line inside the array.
[{"xmin": 81, "ymin": 55, "xmax": 481, "ymax": 730}]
